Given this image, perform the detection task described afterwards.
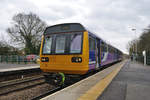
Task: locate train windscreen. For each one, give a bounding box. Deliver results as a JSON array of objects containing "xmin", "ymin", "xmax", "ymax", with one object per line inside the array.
[{"xmin": 42, "ymin": 32, "xmax": 83, "ymax": 54}]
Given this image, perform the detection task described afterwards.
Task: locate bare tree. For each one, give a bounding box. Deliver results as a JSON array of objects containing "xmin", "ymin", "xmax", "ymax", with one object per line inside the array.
[
  {"xmin": 127, "ymin": 39, "xmax": 137, "ymax": 55},
  {"xmin": 139, "ymin": 30, "xmax": 150, "ymax": 52},
  {"xmin": 6, "ymin": 12, "xmax": 47, "ymax": 54},
  {"xmin": 128, "ymin": 25, "xmax": 150, "ymax": 56}
]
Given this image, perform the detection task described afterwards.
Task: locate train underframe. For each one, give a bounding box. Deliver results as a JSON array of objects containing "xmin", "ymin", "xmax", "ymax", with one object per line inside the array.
[{"xmin": 43, "ymin": 72, "xmax": 84, "ymax": 86}]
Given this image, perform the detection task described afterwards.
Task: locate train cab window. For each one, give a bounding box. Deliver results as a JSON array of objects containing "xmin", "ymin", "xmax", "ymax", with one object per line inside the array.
[
  {"xmin": 55, "ymin": 35, "xmax": 66, "ymax": 53},
  {"xmin": 70, "ymin": 34, "xmax": 82, "ymax": 53},
  {"xmin": 89, "ymin": 36, "xmax": 95, "ymax": 51},
  {"xmin": 43, "ymin": 36, "xmax": 52, "ymax": 54},
  {"xmin": 42, "ymin": 32, "xmax": 83, "ymax": 55}
]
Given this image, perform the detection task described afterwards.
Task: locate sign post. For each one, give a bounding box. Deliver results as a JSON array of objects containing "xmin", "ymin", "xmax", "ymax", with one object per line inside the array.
[{"xmin": 143, "ymin": 50, "xmax": 146, "ymax": 66}]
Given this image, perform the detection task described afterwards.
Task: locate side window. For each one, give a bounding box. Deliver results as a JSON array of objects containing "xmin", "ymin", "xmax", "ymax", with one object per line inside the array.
[
  {"xmin": 112, "ymin": 47, "xmax": 115, "ymax": 53},
  {"xmin": 89, "ymin": 36, "xmax": 95, "ymax": 51},
  {"xmin": 108, "ymin": 45, "xmax": 111, "ymax": 53},
  {"xmin": 101, "ymin": 42, "xmax": 107, "ymax": 52},
  {"xmin": 109, "ymin": 46, "xmax": 115, "ymax": 53}
]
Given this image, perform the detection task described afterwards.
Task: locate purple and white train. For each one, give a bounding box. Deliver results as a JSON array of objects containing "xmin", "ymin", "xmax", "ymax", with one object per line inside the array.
[{"xmin": 40, "ymin": 23, "xmax": 123, "ymax": 85}]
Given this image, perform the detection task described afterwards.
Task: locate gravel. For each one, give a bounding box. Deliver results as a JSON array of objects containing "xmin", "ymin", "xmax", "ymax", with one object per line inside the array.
[{"xmin": 0, "ymin": 83, "xmax": 54, "ymax": 100}]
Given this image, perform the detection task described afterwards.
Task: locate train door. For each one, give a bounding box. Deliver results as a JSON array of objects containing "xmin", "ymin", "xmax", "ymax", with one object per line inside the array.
[
  {"xmin": 100, "ymin": 41, "xmax": 108, "ymax": 66},
  {"xmin": 89, "ymin": 36, "xmax": 96, "ymax": 69},
  {"xmin": 96, "ymin": 39, "xmax": 100, "ymax": 68},
  {"xmin": 89, "ymin": 35, "xmax": 100, "ymax": 69}
]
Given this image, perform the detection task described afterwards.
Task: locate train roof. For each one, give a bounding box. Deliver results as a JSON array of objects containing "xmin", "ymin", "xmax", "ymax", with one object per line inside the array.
[
  {"xmin": 44, "ymin": 23, "xmax": 122, "ymax": 53},
  {"xmin": 44, "ymin": 23, "xmax": 103, "ymax": 39},
  {"xmin": 44, "ymin": 23, "xmax": 86, "ymax": 34}
]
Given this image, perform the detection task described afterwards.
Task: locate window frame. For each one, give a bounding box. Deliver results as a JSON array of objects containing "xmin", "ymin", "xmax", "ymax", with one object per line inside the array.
[
  {"xmin": 42, "ymin": 32, "xmax": 83, "ymax": 55},
  {"xmin": 101, "ymin": 41, "xmax": 107, "ymax": 52},
  {"xmin": 69, "ymin": 33, "xmax": 83, "ymax": 54},
  {"xmin": 55, "ymin": 34, "xmax": 66, "ymax": 54},
  {"xmin": 42, "ymin": 36, "xmax": 53, "ymax": 54},
  {"xmin": 89, "ymin": 35, "xmax": 96, "ymax": 51}
]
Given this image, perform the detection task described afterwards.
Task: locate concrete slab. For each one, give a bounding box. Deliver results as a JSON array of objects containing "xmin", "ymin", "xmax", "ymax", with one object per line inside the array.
[
  {"xmin": 126, "ymin": 83, "xmax": 150, "ymax": 100},
  {"xmin": 97, "ymin": 81, "xmax": 127, "ymax": 100}
]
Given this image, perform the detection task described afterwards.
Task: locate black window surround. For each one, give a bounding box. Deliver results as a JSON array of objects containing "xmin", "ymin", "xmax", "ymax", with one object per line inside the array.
[{"xmin": 42, "ymin": 32, "xmax": 83, "ymax": 55}]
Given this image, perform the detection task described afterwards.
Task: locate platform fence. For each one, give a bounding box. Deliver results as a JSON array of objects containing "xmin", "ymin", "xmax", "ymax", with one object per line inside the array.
[
  {"xmin": 0, "ymin": 55, "xmax": 38, "ymax": 64},
  {"xmin": 136, "ymin": 51, "xmax": 150, "ymax": 65},
  {"xmin": 146, "ymin": 51, "xmax": 150, "ymax": 65}
]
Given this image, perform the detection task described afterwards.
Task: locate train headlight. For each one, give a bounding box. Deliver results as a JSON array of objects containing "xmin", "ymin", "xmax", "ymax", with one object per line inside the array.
[
  {"xmin": 78, "ymin": 57, "xmax": 82, "ymax": 62},
  {"xmin": 71, "ymin": 57, "xmax": 82, "ymax": 63},
  {"xmin": 41, "ymin": 57, "xmax": 49, "ymax": 62}
]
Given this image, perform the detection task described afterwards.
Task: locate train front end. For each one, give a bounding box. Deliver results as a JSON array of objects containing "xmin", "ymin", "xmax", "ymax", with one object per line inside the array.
[{"xmin": 40, "ymin": 23, "xmax": 89, "ymax": 79}]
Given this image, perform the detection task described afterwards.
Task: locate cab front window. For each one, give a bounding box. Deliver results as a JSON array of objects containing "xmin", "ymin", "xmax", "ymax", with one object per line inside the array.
[
  {"xmin": 70, "ymin": 34, "xmax": 82, "ymax": 53},
  {"xmin": 42, "ymin": 32, "xmax": 83, "ymax": 54},
  {"xmin": 43, "ymin": 36, "xmax": 52, "ymax": 54},
  {"xmin": 55, "ymin": 35, "xmax": 66, "ymax": 53}
]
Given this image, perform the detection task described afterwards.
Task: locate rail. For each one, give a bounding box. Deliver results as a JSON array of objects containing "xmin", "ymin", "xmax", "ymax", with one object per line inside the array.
[{"xmin": 0, "ymin": 76, "xmax": 45, "ymax": 96}]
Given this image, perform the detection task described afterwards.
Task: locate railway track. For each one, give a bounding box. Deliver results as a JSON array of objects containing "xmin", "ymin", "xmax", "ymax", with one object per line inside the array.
[
  {"xmin": 0, "ymin": 75, "xmax": 81, "ymax": 100},
  {"xmin": 0, "ymin": 62, "xmax": 119, "ymax": 100},
  {"xmin": 31, "ymin": 86, "xmax": 62, "ymax": 100},
  {"xmin": 31, "ymin": 74, "xmax": 95, "ymax": 100},
  {"xmin": 0, "ymin": 68, "xmax": 42, "ymax": 82},
  {"xmin": 0, "ymin": 75, "xmax": 45, "ymax": 96}
]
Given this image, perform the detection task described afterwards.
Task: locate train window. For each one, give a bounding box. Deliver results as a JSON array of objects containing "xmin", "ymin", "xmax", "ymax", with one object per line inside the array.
[
  {"xmin": 89, "ymin": 36, "xmax": 95, "ymax": 51},
  {"xmin": 109, "ymin": 46, "xmax": 114, "ymax": 53},
  {"xmin": 109, "ymin": 46, "xmax": 112, "ymax": 53},
  {"xmin": 55, "ymin": 35, "xmax": 66, "ymax": 53},
  {"xmin": 101, "ymin": 42, "xmax": 107, "ymax": 52},
  {"xmin": 70, "ymin": 34, "xmax": 82, "ymax": 53},
  {"xmin": 42, "ymin": 32, "xmax": 83, "ymax": 55},
  {"xmin": 43, "ymin": 36, "xmax": 52, "ymax": 54}
]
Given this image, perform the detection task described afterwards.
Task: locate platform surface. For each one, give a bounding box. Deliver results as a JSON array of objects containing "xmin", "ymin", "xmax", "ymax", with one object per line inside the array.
[
  {"xmin": 41, "ymin": 61, "xmax": 126, "ymax": 100},
  {"xmin": 0, "ymin": 63, "xmax": 39, "ymax": 72},
  {"xmin": 97, "ymin": 61, "xmax": 150, "ymax": 100}
]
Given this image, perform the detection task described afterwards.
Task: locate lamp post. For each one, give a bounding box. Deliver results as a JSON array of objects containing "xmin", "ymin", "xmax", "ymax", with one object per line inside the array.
[{"xmin": 131, "ymin": 28, "xmax": 137, "ymax": 60}]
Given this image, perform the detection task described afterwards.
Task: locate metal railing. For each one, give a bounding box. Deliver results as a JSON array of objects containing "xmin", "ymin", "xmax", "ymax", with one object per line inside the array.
[
  {"xmin": 0, "ymin": 55, "xmax": 38, "ymax": 64},
  {"xmin": 146, "ymin": 51, "xmax": 150, "ymax": 65},
  {"xmin": 136, "ymin": 51, "xmax": 150, "ymax": 65}
]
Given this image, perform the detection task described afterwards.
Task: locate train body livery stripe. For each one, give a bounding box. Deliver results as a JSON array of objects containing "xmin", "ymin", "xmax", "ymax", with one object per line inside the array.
[
  {"xmin": 101, "ymin": 52, "xmax": 108, "ymax": 62},
  {"xmin": 89, "ymin": 61, "xmax": 96, "ymax": 64}
]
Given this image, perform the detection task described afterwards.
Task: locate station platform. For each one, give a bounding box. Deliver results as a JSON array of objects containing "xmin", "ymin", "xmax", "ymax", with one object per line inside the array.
[
  {"xmin": 0, "ymin": 63, "xmax": 39, "ymax": 73},
  {"xmin": 41, "ymin": 60, "xmax": 126, "ymax": 100},
  {"xmin": 97, "ymin": 61, "xmax": 150, "ymax": 100}
]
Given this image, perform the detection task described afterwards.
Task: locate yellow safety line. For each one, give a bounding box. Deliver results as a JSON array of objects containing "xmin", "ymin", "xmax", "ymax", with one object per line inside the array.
[{"xmin": 77, "ymin": 62, "xmax": 125, "ymax": 100}]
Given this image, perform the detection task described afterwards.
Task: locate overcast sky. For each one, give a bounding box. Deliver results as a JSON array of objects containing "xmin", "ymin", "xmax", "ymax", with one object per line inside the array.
[{"xmin": 0, "ymin": 0, "xmax": 150, "ymax": 54}]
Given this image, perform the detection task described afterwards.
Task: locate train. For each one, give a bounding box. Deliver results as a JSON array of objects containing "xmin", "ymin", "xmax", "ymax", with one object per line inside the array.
[{"xmin": 40, "ymin": 23, "xmax": 123, "ymax": 85}]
